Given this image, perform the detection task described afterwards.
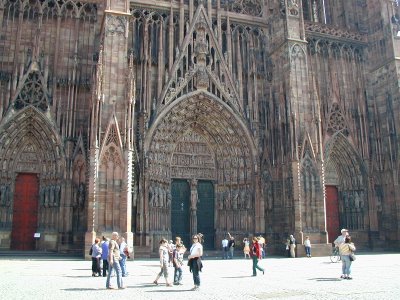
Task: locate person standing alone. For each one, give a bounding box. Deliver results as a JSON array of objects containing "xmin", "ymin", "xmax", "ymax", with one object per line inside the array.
[{"xmin": 304, "ymin": 236, "xmax": 311, "ymax": 258}]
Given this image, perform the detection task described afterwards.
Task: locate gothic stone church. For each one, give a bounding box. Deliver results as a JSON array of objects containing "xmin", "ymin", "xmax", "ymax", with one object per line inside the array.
[{"xmin": 0, "ymin": 0, "xmax": 399, "ymax": 256}]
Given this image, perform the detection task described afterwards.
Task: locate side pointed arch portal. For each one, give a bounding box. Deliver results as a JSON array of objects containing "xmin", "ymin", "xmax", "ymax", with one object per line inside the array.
[{"xmin": 324, "ymin": 133, "xmax": 368, "ymax": 242}]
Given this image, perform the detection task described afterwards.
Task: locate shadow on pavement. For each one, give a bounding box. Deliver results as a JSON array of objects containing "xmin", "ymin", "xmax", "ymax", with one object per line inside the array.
[
  {"xmin": 308, "ymin": 277, "xmax": 342, "ymax": 281},
  {"xmin": 62, "ymin": 288, "xmax": 101, "ymax": 291},
  {"xmin": 146, "ymin": 289, "xmax": 193, "ymax": 293},
  {"xmin": 221, "ymin": 276, "xmax": 254, "ymax": 278}
]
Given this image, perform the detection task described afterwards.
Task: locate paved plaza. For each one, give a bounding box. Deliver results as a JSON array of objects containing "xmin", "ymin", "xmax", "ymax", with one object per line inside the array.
[{"xmin": 0, "ymin": 252, "xmax": 399, "ymax": 300}]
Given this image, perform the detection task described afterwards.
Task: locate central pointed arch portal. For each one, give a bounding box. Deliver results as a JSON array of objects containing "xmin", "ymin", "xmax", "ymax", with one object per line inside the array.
[{"xmin": 144, "ymin": 91, "xmax": 259, "ymax": 250}]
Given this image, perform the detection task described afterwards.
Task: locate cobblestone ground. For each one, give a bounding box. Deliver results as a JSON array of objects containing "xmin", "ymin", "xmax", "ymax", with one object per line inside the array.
[{"xmin": 0, "ymin": 253, "xmax": 399, "ymax": 300}]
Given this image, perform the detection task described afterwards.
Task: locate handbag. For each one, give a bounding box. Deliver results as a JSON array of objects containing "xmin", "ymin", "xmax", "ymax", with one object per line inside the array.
[{"xmin": 348, "ymin": 245, "xmax": 356, "ymax": 261}]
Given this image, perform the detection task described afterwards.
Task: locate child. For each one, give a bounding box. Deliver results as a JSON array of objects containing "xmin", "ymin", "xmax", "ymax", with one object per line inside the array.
[
  {"xmin": 304, "ymin": 236, "xmax": 311, "ymax": 258},
  {"xmin": 173, "ymin": 243, "xmax": 184, "ymax": 285}
]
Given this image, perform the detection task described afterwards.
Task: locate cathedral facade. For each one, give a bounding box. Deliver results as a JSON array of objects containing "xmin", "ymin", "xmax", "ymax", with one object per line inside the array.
[{"xmin": 0, "ymin": 0, "xmax": 399, "ymax": 256}]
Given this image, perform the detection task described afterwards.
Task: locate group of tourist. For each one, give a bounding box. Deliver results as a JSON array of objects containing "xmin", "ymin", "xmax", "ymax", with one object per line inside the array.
[
  {"xmin": 223, "ymin": 233, "xmax": 266, "ymax": 260},
  {"xmin": 153, "ymin": 234, "xmax": 203, "ymax": 291},
  {"xmin": 90, "ymin": 232, "xmax": 131, "ymax": 289},
  {"xmin": 96, "ymin": 228, "xmax": 356, "ymax": 290}
]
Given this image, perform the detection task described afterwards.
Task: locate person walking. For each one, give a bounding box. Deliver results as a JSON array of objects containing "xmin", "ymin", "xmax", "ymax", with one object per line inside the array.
[
  {"xmin": 153, "ymin": 238, "xmax": 173, "ymax": 287},
  {"xmin": 250, "ymin": 237, "xmax": 264, "ymax": 276},
  {"xmin": 339, "ymin": 236, "xmax": 356, "ymax": 279},
  {"xmin": 243, "ymin": 238, "xmax": 250, "ymax": 259},
  {"xmin": 304, "ymin": 236, "xmax": 311, "ymax": 258},
  {"xmin": 90, "ymin": 238, "xmax": 102, "ymax": 277},
  {"xmin": 289, "ymin": 235, "xmax": 296, "ymax": 258},
  {"xmin": 221, "ymin": 236, "xmax": 229, "ymax": 259},
  {"xmin": 106, "ymin": 232, "xmax": 125, "ymax": 289},
  {"xmin": 188, "ymin": 234, "xmax": 203, "ymax": 291},
  {"xmin": 101, "ymin": 236, "xmax": 109, "ymax": 277}
]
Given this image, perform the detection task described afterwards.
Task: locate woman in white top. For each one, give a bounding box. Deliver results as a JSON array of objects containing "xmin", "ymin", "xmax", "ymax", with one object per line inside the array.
[
  {"xmin": 153, "ymin": 238, "xmax": 173, "ymax": 287},
  {"xmin": 188, "ymin": 234, "xmax": 203, "ymax": 291}
]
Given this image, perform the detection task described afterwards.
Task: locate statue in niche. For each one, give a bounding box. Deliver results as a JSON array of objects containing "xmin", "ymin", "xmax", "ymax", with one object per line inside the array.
[
  {"xmin": 161, "ymin": 185, "xmax": 167, "ymax": 207},
  {"xmin": 40, "ymin": 187, "xmax": 45, "ymax": 206},
  {"xmin": 155, "ymin": 184, "xmax": 161, "ymax": 207},
  {"xmin": 359, "ymin": 191, "xmax": 365, "ymax": 209},
  {"xmin": 376, "ymin": 193, "xmax": 382, "ymax": 212},
  {"xmin": 232, "ymin": 188, "xmax": 238, "ymax": 209},
  {"xmin": 240, "ymin": 188, "xmax": 246, "ymax": 209},
  {"xmin": 245, "ymin": 186, "xmax": 252, "ymax": 209},
  {"xmin": 0, "ymin": 185, "xmax": 7, "ymax": 206},
  {"xmin": 343, "ymin": 192, "xmax": 349, "ymax": 209},
  {"xmin": 166, "ymin": 189, "xmax": 171, "ymax": 208},
  {"xmin": 354, "ymin": 192, "xmax": 360, "ymax": 209},
  {"xmin": 149, "ymin": 183, "xmax": 155, "ymax": 207},
  {"xmin": 190, "ymin": 188, "xmax": 197, "ymax": 210},
  {"xmin": 77, "ymin": 183, "xmax": 85, "ymax": 208},
  {"xmin": 223, "ymin": 189, "xmax": 229, "ymax": 209},
  {"xmin": 189, "ymin": 179, "xmax": 198, "ymax": 210},
  {"xmin": 151, "ymin": 183, "xmax": 156, "ymax": 206},
  {"xmin": 348, "ymin": 193, "xmax": 355, "ymax": 209},
  {"xmin": 55, "ymin": 185, "xmax": 61, "ymax": 207},
  {"xmin": 49, "ymin": 185, "xmax": 55, "ymax": 206},
  {"xmin": 217, "ymin": 191, "xmax": 224, "ymax": 209}
]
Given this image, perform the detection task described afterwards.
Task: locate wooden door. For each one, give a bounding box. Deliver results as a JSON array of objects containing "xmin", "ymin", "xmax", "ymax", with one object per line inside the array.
[
  {"xmin": 11, "ymin": 173, "xmax": 39, "ymax": 250},
  {"xmin": 326, "ymin": 185, "xmax": 339, "ymax": 244},
  {"xmin": 197, "ymin": 180, "xmax": 215, "ymax": 250},
  {"xmin": 171, "ymin": 179, "xmax": 191, "ymax": 247}
]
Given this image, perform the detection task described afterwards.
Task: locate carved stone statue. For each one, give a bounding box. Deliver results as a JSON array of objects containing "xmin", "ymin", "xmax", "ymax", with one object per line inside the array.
[{"xmin": 78, "ymin": 183, "xmax": 85, "ymax": 208}]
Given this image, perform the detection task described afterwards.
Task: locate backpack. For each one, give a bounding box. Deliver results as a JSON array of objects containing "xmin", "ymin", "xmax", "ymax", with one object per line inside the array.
[{"xmin": 89, "ymin": 245, "xmax": 93, "ymax": 255}]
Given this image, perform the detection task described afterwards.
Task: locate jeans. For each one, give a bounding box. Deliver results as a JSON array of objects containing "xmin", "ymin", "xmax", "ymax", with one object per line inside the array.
[
  {"xmin": 106, "ymin": 260, "xmax": 123, "ymax": 288},
  {"xmin": 229, "ymin": 247, "xmax": 234, "ymax": 259},
  {"xmin": 222, "ymin": 247, "xmax": 228, "ymax": 259},
  {"xmin": 305, "ymin": 246, "xmax": 311, "ymax": 256},
  {"xmin": 341, "ymin": 255, "xmax": 352, "ymax": 275},
  {"xmin": 174, "ymin": 267, "xmax": 182, "ymax": 283},
  {"xmin": 102, "ymin": 259, "xmax": 109, "ymax": 277},
  {"xmin": 191, "ymin": 259, "xmax": 200, "ymax": 286},
  {"xmin": 119, "ymin": 253, "xmax": 127, "ymax": 276},
  {"xmin": 252, "ymin": 256, "xmax": 264, "ymax": 275}
]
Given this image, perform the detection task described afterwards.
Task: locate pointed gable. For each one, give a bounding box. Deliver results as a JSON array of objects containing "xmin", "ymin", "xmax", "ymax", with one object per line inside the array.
[
  {"xmin": 13, "ymin": 61, "xmax": 50, "ymax": 112},
  {"xmin": 159, "ymin": 3, "xmax": 242, "ymax": 114},
  {"xmin": 100, "ymin": 112, "xmax": 124, "ymax": 166}
]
